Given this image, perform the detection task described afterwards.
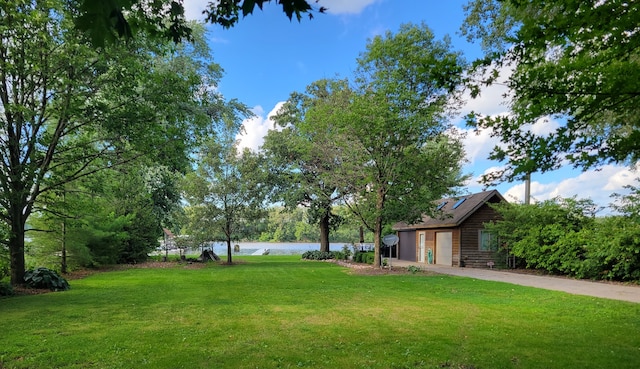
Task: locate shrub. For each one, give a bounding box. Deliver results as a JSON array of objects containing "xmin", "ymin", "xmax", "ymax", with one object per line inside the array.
[
  {"xmin": 341, "ymin": 244, "xmax": 352, "ymax": 260},
  {"xmin": 365, "ymin": 253, "xmax": 375, "ymax": 264},
  {"xmin": 24, "ymin": 267, "xmax": 70, "ymax": 291},
  {"xmin": 579, "ymin": 217, "xmax": 640, "ymax": 281},
  {"xmin": 333, "ymin": 251, "xmax": 345, "ymax": 260},
  {"xmin": 0, "ymin": 281, "xmax": 13, "ymax": 296},
  {"xmin": 353, "ymin": 251, "xmax": 375, "ymax": 264},
  {"xmin": 407, "ymin": 265, "xmax": 421, "ymax": 274},
  {"xmin": 353, "ymin": 252, "xmax": 364, "ymax": 263},
  {"xmin": 301, "ymin": 251, "xmax": 335, "ymax": 260}
]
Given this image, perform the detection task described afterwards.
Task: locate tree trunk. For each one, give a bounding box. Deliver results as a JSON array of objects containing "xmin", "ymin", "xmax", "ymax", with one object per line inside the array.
[
  {"xmin": 226, "ymin": 238, "xmax": 233, "ymax": 264},
  {"xmin": 319, "ymin": 211, "xmax": 330, "ymax": 252},
  {"xmin": 61, "ymin": 220, "xmax": 67, "ymax": 274},
  {"xmin": 373, "ymin": 186, "xmax": 386, "ymax": 268},
  {"xmin": 9, "ymin": 212, "xmax": 27, "ymax": 286},
  {"xmin": 61, "ymin": 190, "xmax": 67, "ymax": 273},
  {"xmin": 373, "ymin": 215, "xmax": 382, "ymax": 268}
]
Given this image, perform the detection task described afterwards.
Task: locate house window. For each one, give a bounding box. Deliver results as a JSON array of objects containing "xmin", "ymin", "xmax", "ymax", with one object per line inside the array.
[{"xmin": 479, "ymin": 230, "xmax": 498, "ymax": 251}]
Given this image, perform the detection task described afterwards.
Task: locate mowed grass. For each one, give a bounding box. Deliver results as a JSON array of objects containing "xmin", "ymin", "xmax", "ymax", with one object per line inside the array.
[{"xmin": 1, "ymin": 256, "xmax": 639, "ymax": 369}]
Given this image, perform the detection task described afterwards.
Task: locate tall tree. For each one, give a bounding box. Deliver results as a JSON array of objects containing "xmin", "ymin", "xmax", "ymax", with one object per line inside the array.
[
  {"xmin": 334, "ymin": 23, "xmax": 468, "ymax": 267},
  {"xmin": 0, "ymin": 2, "xmax": 232, "ymax": 285},
  {"xmin": 263, "ymin": 79, "xmax": 351, "ymax": 252},
  {"xmin": 462, "ymin": 0, "xmax": 640, "ymax": 184},
  {"xmin": 181, "ymin": 120, "xmax": 268, "ymax": 264}
]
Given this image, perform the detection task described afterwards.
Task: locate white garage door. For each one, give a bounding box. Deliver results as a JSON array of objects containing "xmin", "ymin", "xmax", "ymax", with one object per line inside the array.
[{"xmin": 435, "ymin": 232, "xmax": 452, "ymax": 266}]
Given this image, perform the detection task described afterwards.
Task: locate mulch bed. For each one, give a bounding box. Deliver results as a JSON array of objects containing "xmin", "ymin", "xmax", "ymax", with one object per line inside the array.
[{"xmin": 327, "ymin": 259, "xmax": 438, "ymax": 276}]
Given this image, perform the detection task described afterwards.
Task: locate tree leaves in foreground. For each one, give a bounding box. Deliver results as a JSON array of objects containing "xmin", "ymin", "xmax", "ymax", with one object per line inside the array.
[
  {"xmin": 73, "ymin": 0, "xmax": 325, "ymax": 46},
  {"xmin": 462, "ymin": 0, "xmax": 640, "ymax": 184}
]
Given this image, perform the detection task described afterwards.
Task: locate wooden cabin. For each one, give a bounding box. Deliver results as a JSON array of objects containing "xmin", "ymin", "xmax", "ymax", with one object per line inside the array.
[{"xmin": 392, "ymin": 190, "xmax": 505, "ymax": 268}]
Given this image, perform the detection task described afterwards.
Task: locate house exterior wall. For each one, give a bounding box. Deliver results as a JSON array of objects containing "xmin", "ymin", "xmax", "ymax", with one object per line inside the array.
[
  {"xmin": 458, "ymin": 202, "xmax": 501, "ymax": 268},
  {"xmin": 409, "ymin": 199, "xmax": 502, "ymax": 268},
  {"xmin": 394, "ymin": 192, "xmax": 505, "ymax": 268},
  {"xmin": 411, "ymin": 229, "xmax": 460, "ymax": 266},
  {"xmin": 398, "ymin": 230, "xmax": 417, "ymax": 261}
]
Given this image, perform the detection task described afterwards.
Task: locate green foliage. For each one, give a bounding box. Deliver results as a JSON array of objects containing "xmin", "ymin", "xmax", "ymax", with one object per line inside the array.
[
  {"xmin": 487, "ymin": 198, "xmax": 595, "ymax": 273},
  {"xmin": 265, "ymin": 79, "xmax": 352, "ymax": 252},
  {"xmin": 488, "ymin": 197, "xmax": 640, "ymax": 281},
  {"xmin": 0, "ymin": 281, "xmax": 14, "ymax": 296},
  {"xmin": 256, "ymin": 206, "xmax": 374, "ymax": 243},
  {"xmin": 258, "ymin": 207, "xmax": 309, "ymax": 242},
  {"xmin": 181, "ymin": 123, "xmax": 268, "ymax": 263},
  {"xmin": 577, "ymin": 217, "xmax": 640, "ymax": 281},
  {"xmin": 341, "ymin": 244, "xmax": 352, "ymax": 260},
  {"xmin": 0, "ymin": 220, "xmax": 8, "ymax": 273},
  {"xmin": 354, "ymin": 251, "xmax": 375, "ymax": 264},
  {"xmin": 462, "ymin": 0, "xmax": 640, "ymax": 183},
  {"xmin": 73, "ymin": 0, "xmax": 325, "ymax": 46},
  {"xmin": 407, "ymin": 265, "xmax": 421, "ymax": 274},
  {"xmin": 342, "ymin": 23, "xmax": 467, "ymax": 266},
  {"xmin": 1, "ymin": 3, "xmax": 241, "ymax": 284},
  {"xmin": 204, "ymin": 0, "xmax": 324, "ymax": 28},
  {"xmin": 611, "ymin": 181, "xmax": 640, "ymax": 220},
  {"xmin": 23, "ymin": 267, "xmax": 70, "ymax": 291},
  {"xmin": 301, "ymin": 250, "xmax": 335, "ymax": 260}
]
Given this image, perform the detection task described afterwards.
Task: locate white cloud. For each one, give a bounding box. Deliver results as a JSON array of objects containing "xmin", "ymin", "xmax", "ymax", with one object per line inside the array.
[
  {"xmin": 455, "ymin": 64, "xmax": 513, "ymax": 166},
  {"xmin": 317, "ymin": 0, "xmax": 380, "ymax": 14},
  {"xmin": 504, "ymin": 180, "xmax": 556, "ymax": 204},
  {"xmin": 459, "ymin": 64, "xmax": 513, "ymax": 119},
  {"xmin": 460, "ymin": 125, "xmax": 500, "ymax": 165},
  {"xmin": 502, "ymin": 165, "xmax": 639, "ymax": 212},
  {"xmin": 603, "ymin": 164, "xmax": 638, "ymax": 190},
  {"xmin": 236, "ymin": 102, "xmax": 286, "ymax": 152},
  {"xmin": 183, "ymin": 0, "xmax": 209, "ymax": 21},
  {"xmin": 526, "ymin": 116, "xmax": 561, "ymax": 137},
  {"xmin": 464, "ymin": 166, "xmax": 506, "ymax": 193}
]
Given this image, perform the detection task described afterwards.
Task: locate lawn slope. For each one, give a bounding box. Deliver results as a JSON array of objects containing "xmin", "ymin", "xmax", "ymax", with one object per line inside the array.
[{"xmin": 1, "ymin": 256, "xmax": 639, "ymax": 369}]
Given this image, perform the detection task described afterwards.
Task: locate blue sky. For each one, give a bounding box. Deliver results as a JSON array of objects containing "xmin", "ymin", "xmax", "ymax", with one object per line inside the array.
[{"xmin": 184, "ymin": 0, "xmax": 637, "ymax": 213}]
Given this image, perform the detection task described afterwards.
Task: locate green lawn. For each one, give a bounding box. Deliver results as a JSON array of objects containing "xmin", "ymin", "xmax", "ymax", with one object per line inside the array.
[{"xmin": 1, "ymin": 256, "xmax": 639, "ymax": 369}]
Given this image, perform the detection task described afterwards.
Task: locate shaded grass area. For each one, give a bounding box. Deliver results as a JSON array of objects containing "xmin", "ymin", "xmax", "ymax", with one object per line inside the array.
[{"xmin": 1, "ymin": 256, "xmax": 639, "ymax": 368}]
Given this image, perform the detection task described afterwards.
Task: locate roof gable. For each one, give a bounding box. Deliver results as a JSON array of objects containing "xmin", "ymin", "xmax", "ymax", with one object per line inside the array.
[{"xmin": 392, "ymin": 190, "xmax": 505, "ymax": 230}]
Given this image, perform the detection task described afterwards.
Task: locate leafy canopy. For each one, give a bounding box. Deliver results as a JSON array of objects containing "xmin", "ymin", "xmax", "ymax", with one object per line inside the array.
[
  {"xmin": 332, "ymin": 23, "xmax": 468, "ymax": 266},
  {"xmin": 264, "ymin": 79, "xmax": 352, "ymax": 252},
  {"xmin": 462, "ymin": 0, "xmax": 640, "ymax": 184}
]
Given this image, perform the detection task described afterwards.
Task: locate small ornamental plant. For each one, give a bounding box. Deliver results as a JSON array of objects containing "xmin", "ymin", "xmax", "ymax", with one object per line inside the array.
[{"xmin": 24, "ymin": 267, "xmax": 70, "ymax": 291}]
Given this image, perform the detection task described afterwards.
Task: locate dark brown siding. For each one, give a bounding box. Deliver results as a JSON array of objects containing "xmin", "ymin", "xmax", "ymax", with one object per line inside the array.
[
  {"xmin": 459, "ymin": 200, "xmax": 502, "ymax": 268},
  {"xmin": 398, "ymin": 230, "xmax": 416, "ymax": 261}
]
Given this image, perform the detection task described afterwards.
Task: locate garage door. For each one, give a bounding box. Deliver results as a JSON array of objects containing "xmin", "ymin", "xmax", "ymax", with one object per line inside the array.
[{"xmin": 435, "ymin": 232, "xmax": 452, "ymax": 266}]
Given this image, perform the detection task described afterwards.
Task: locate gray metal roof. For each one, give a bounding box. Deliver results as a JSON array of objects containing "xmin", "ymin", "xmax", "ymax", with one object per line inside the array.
[{"xmin": 392, "ymin": 190, "xmax": 505, "ymax": 230}]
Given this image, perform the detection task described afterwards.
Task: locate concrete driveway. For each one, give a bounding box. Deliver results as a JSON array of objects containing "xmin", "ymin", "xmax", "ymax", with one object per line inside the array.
[{"xmin": 391, "ymin": 259, "xmax": 640, "ymax": 304}]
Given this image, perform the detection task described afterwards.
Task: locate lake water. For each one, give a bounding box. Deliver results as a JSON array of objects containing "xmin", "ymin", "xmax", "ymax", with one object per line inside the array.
[{"xmin": 164, "ymin": 241, "xmax": 374, "ymax": 257}]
